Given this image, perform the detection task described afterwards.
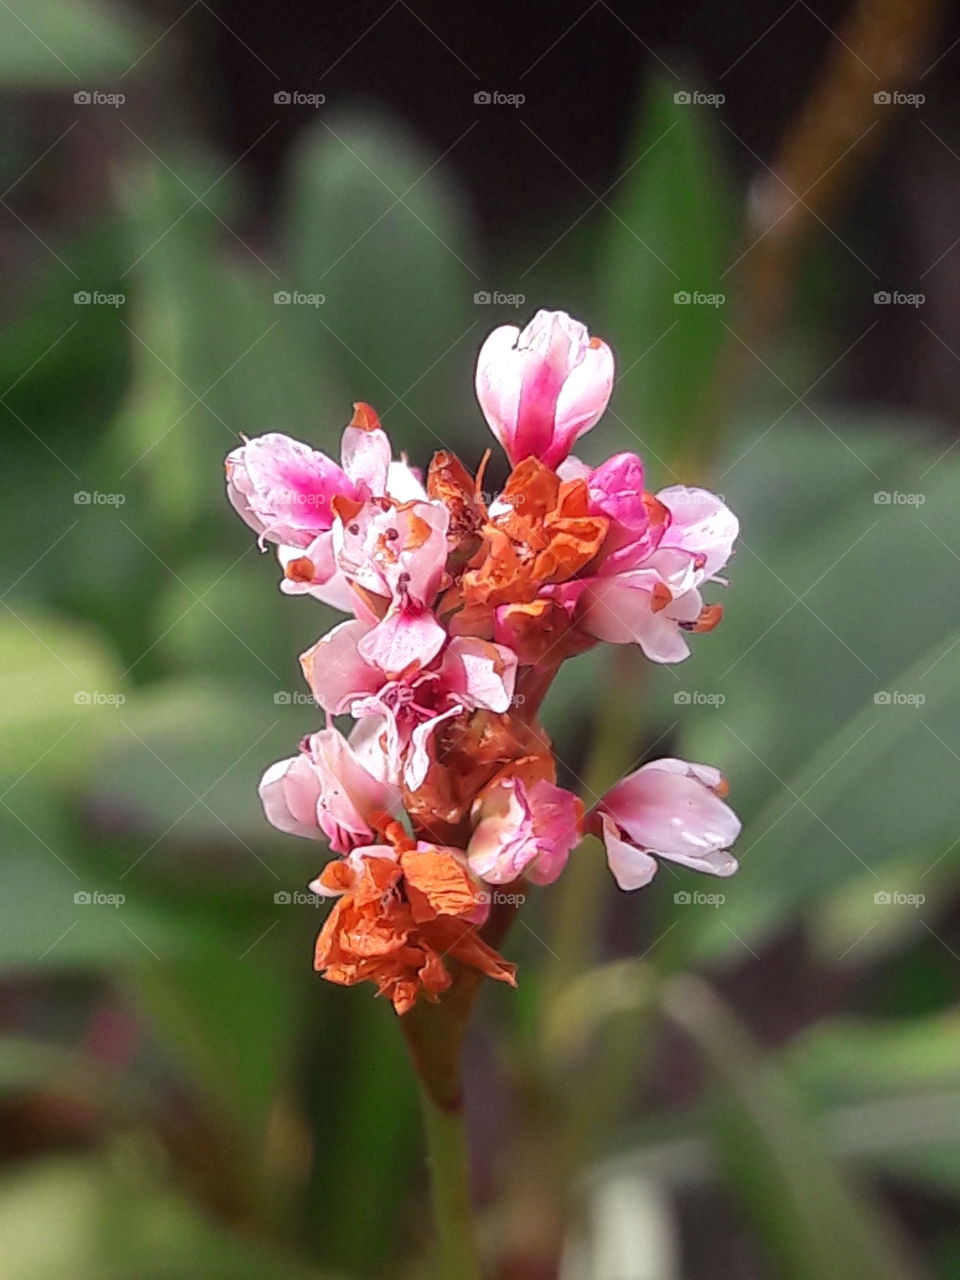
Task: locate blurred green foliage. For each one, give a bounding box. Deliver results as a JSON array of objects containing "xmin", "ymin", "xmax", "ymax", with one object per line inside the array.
[{"xmin": 1, "ymin": 16, "xmax": 958, "ymax": 1278}]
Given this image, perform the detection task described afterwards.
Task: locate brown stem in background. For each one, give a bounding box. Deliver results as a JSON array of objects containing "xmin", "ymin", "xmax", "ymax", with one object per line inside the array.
[{"xmin": 708, "ymin": 0, "xmax": 944, "ymax": 442}]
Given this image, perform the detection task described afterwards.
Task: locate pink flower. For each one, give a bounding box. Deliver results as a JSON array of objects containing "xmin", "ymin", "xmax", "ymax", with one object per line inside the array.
[
  {"xmin": 225, "ymin": 432, "xmax": 356, "ymax": 549},
  {"xmin": 554, "ymin": 468, "xmax": 738, "ymax": 663},
  {"xmin": 467, "ymin": 774, "xmax": 583, "ymax": 885},
  {"xmin": 259, "ymin": 726, "xmax": 400, "ymax": 853},
  {"xmin": 332, "ymin": 496, "xmax": 451, "ymax": 672},
  {"xmin": 591, "ymin": 758, "xmax": 740, "ymax": 890},
  {"xmin": 475, "ymin": 309, "xmax": 614, "ymax": 468},
  {"xmin": 301, "ymin": 623, "xmax": 518, "ymax": 789},
  {"xmin": 226, "ymin": 403, "xmax": 426, "ymax": 611}
]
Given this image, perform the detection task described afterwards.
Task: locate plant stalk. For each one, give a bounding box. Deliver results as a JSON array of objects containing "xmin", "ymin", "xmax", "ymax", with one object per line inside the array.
[{"xmin": 416, "ymin": 1078, "xmax": 484, "ymax": 1280}]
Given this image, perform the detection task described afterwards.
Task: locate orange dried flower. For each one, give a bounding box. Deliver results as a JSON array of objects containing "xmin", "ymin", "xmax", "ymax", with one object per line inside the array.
[{"xmin": 314, "ymin": 843, "xmax": 516, "ymax": 1015}]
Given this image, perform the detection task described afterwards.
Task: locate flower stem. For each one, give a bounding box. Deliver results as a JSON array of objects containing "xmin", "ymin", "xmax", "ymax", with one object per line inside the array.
[
  {"xmin": 544, "ymin": 647, "xmax": 646, "ymax": 1005},
  {"xmin": 416, "ymin": 1079, "xmax": 484, "ymax": 1280}
]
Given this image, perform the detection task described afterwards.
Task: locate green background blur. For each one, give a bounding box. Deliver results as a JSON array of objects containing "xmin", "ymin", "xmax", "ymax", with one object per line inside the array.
[{"xmin": 2, "ymin": 1, "xmax": 960, "ymax": 1277}]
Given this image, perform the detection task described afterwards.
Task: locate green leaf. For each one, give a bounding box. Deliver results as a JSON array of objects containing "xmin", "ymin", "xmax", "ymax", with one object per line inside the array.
[
  {"xmin": 782, "ymin": 1012, "xmax": 960, "ymax": 1196},
  {"xmin": 0, "ymin": 1153, "xmax": 334, "ymax": 1278},
  {"xmin": 0, "ymin": 0, "xmax": 147, "ymax": 87},
  {"xmin": 595, "ymin": 76, "xmax": 733, "ymax": 468},
  {"xmin": 0, "ymin": 609, "xmax": 121, "ymax": 785},
  {"xmin": 661, "ymin": 976, "xmax": 919, "ymax": 1280},
  {"xmin": 645, "ymin": 419, "xmax": 960, "ymax": 961},
  {"xmin": 284, "ymin": 115, "xmax": 480, "ymax": 462}
]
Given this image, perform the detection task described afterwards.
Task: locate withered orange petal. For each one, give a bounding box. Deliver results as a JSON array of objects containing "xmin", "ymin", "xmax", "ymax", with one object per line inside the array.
[{"xmin": 400, "ymin": 848, "xmax": 479, "ymax": 922}]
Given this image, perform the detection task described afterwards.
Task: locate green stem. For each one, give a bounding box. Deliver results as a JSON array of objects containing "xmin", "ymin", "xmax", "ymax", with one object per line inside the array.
[
  {"xmin": 417, "ymin": 1081, "xmax": 484, "ymax": 1280},
  {"xmin": 544, "ymin": 647, "xmax": 647, "ymax": 1007}
]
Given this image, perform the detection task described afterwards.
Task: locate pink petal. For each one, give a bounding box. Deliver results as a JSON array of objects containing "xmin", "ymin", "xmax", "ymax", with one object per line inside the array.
[
  {"xmin": 580, "ymin": 574, "xmax": 692, "ymax": 663},
  {"xmin": 440, "ymin": 636, "xmax": 518, "ymax": 713},
  {"xmin": 309, "ymin": 728, "xmax": 401, "ymax": 853},
  {"xmin": 657, "ymin": 486, "xmax": 739, "ymax": 578},
  {"xmin": 259, "ymin": 753, "xmax": 323, "ymax": 840},
  {"xmin": 340, "ymin": 424, "xmax": 390, "ymax": 495},
  {"xmin": 300, "ymin": 619, "xmax": 382, "ymax": 713},
  {"xmin": 601, "ymin": 759, "xmax": 741, "ymax": 875},
  {"xmin": 405, "ymin": 705, "xmax": 463, "ymax": 791},
  {"xmin": 475, "ymin": 310, "xmax": 614, "ymax": 467},
  {"xmin": 598, "ymin": 813, "xmax": 660, "ymax": 890},
  {"xmin": 226, "ymin": 433, "xmax": 351, "ymax": 547},
  {"xmin": 467, "ymin": 777, "xmax": 582, "ymax": 886},
  {"xmin": 358, "ymin": 603, "xmax": 446, "ymax": 676}
]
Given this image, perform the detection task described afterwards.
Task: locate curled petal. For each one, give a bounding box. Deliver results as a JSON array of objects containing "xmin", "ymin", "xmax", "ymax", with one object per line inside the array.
[
  {"xmin": 657, "ymin": 486, "xmax": 738, "ymax": 578},
  {"xmin": 259, "ymin": 753, "xmax": 324, "ymax": 841},
  {"xmin": 260, "ymin": 728, "xmax": 400, "ymax": 854},
  {"xmin": 226, "ymin": 433, "xmax": 353, "ymax": 547},
  {"xmin": 439, "ymin": 636, "xmax": 518, "ymax": 713},
  {"xmin": 300, "ymin": 619, "xmax": 382, "ymax": 713},
  {"xmin": 467, "ymin": 776, "xmax": 583, "ymax": 886}
]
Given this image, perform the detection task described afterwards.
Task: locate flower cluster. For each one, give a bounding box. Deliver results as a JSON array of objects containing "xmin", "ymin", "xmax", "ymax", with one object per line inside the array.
[{"xmin": 226, "ymin": 309, "xmax": 741, "ymax": 1014}]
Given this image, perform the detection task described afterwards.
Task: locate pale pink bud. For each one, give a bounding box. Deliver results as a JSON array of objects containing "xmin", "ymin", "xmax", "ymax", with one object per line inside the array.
[
  {"xmin": 475, "ymin": 309, "xmax": 614, "ymax": 468},
  {"xmin": 467, "ymin": 776, "xmax": 583, "ymax": 886}
]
